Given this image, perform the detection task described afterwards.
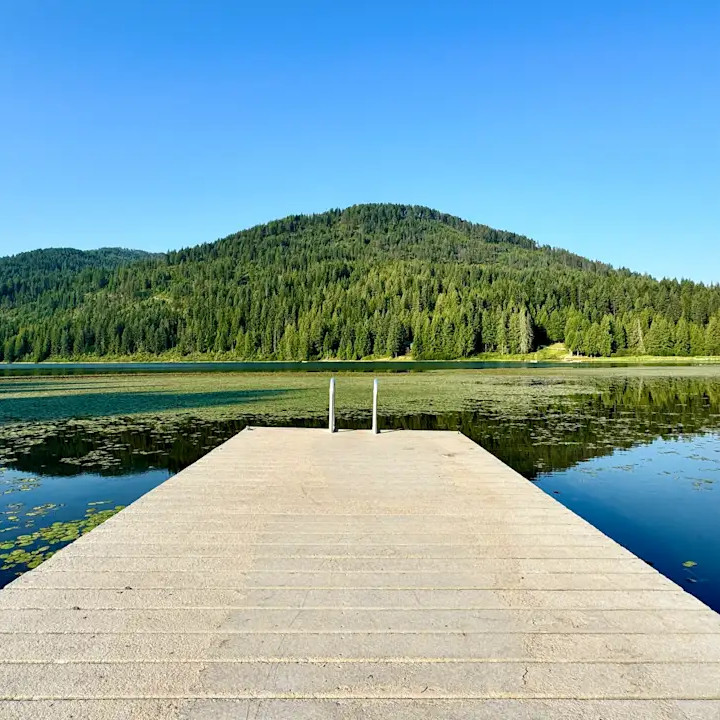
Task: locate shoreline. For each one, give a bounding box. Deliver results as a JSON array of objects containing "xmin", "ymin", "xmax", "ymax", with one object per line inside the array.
[{"xmin": 2, "ymin": 355, "xmax": 720, "ymax": 368}]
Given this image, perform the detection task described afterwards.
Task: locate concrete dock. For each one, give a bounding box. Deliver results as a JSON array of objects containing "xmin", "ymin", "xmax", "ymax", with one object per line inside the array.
[{"xmin": 0, "ymin": 427, "xmax": 719, "ymax": 719}]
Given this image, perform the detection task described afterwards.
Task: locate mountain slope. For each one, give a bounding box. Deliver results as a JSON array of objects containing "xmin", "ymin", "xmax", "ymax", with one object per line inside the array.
[
  {"xmin": 1, "ymin": 204, "xmax": 719, "ymax": 361},
  {"xmin": 0, "ymin": 248, "xmax": 160, "ymax": 308},
  {"xmin": 0, "ymin": 247, "xmax": 156, "ymax": 273}
]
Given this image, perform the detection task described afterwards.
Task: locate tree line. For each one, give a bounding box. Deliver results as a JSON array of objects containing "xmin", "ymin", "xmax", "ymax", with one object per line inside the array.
[{"xmin": 1, "ymin": 204, "xmax": 719, "ymax": 361}]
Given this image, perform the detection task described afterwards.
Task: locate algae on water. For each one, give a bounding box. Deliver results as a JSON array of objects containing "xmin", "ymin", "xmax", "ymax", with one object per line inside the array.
[{"xmin": 0, "ymin": 505, "xmax": 124, "ymax": 573}]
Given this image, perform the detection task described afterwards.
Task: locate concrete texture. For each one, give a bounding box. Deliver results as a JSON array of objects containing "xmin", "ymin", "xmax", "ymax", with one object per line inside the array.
[{"xmin": 0, "ymin": 428, "xmax": 719, "ymax": 719}]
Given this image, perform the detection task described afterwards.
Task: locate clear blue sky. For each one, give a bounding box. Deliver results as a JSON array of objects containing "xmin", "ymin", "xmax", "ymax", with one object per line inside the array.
[{"xmin": 1, "ymin": 1, "xmax": 718, "ymax": 283}]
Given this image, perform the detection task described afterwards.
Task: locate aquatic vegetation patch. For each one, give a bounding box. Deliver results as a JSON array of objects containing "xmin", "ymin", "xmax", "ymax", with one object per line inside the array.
[
  {"xmin": 1, "ymin": 368, "xmax": 719, "ymax": 481},
  {"xmin": 60, "ymin": 449, "xmax": 123, "ymax": 470},
  {"xmin": 0, "ymin": 505, "xmax": 124, "ymax": 573},
  {"xmin": 1, "ymin": 475, "xmax": 40, "ymax": 495}
]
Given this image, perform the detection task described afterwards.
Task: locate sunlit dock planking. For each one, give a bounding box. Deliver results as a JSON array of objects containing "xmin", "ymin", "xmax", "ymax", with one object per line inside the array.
[{"xmin": 1, "ymin": 427, "xmax": 720, "ymax": 719}]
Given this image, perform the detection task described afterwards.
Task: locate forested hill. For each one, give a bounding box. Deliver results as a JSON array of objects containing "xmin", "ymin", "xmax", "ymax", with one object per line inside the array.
[
  {"xmin": 0, "ymin": 248, "xmax": 158, "ymax": 307},
  {"xmin": 1, "ymin": 203, "xmax": 719, "ymax": 361},
  {"xmin": 0, "ymin": 247, "xmax": 154, "ymax": 272}
]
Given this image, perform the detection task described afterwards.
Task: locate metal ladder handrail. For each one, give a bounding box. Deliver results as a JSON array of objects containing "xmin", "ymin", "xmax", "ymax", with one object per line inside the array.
[{"xmin": 329, "ymin": 377, "xmax": 379, "ymax": 434}]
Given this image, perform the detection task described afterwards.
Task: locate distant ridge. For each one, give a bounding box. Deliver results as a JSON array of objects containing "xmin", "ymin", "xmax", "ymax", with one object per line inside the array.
[
  {"xmin": 1, "ymin": 203, "xmax": 719, "ymax": 361},
  {"xmin": 0, "ymin": 245, "xmax": 158, "ymax": 261},
  {"xmin": 0, "ymin": 247, "xmax": 159, "ymax": 272}
]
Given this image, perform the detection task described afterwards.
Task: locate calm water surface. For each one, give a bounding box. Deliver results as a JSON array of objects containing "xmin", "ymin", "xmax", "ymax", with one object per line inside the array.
[
  {"xmin": 535, "ymin": 434, "xmax": 720, "ymax": 611},
  {"xmin": 0, "ymin": 467, "xmax": 170, "ymax": 587},
  {"xmin": 0, "ymin": 359, "xmax": 710, "ymax": 375},
  {"xmin": 1, "ymin": 372, "xmax": 719, "ymax": 612}
]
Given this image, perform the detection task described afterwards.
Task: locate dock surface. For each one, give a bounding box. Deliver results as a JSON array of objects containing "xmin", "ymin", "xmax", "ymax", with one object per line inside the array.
[{"xmin": 1, "ymin": 427, "xmax": 719, "ymax": 719}]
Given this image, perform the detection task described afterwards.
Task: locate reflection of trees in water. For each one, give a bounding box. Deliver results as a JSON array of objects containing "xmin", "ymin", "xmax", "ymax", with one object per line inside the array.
[
  {"xmin": 2, "ymin": 416, "xmax": 326, "ymax": 477},
  {"xmin": 2, "ymin": 377, "xmax": 719, "ymax": 480},
  {"xmin": 486, "ymin": 377, "xmax": 720, "ymax": 477}
]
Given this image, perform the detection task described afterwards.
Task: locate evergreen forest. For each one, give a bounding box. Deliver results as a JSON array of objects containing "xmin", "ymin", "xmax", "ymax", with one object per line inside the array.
[{"xmin": 1, "ymin": 204, "xmax": 719, "ymax": 361}]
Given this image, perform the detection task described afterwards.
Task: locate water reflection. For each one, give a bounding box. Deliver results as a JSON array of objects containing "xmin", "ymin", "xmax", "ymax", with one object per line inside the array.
[
  {"xmin": 1, "ymin": 373, "xmax": 719, "ymax": 611},
  {"xmin": 4, "ymin": 376, "xmax": 720, "ymax": 480},
  {"xmin": 535, "ymin": 434, "xmax": 720, "ymax": 612},
  {"xmin": 0, "ymin": 467, "xmax": 169, "ymax": 588}
]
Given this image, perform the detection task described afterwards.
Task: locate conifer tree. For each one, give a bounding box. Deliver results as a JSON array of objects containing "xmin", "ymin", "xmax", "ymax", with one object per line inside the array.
[
  {"xmin": 646, "ymin": 316, "xmax": 673, "ymax": 356},
  {"xmin": 706, "ymin": 314, "xmax": 720, "ymax": 356},
  {"xmin": 673, "ymin": 317, "xmax": 691, "ymax": 356},
  {"xmin": 598, "ymin": 316, "xmax": 614, "ymax": 357}
]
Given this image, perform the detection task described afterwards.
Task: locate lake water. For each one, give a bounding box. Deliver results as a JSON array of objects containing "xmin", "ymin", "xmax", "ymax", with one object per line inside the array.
[
  {"xmin": 1, "ymin": 367, "xmax": 719, "ymax": 613},
  {"xmin": 0, "ymin": 359, "xmax": 711, "ymax": 375},
  {"xmin": 535, "ymin": 434, "xmax": 720, "ymax": 611}
]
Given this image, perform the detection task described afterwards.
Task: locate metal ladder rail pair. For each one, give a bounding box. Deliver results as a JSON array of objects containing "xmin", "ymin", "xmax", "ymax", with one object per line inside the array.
[{"xmin": 328, "ymin": 377, "xmax": 378, "ymax": 434}]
